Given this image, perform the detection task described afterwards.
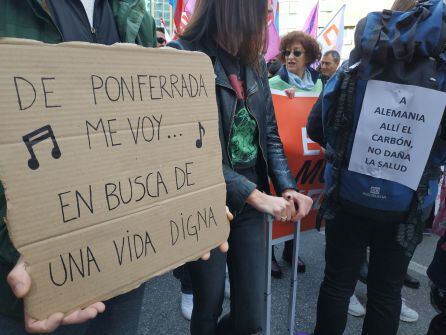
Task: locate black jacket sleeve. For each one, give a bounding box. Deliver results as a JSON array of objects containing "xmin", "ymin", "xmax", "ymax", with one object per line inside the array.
[
  {"xmin": 427, "ymin": 234, "xmax": 446, "ymax": 289},
  {"xmin": 307, "ymin": 93, "xmax": 325, "ymax": 147},
  {"xmin": 167, "ymin": 40, "xmax": 257, "ymax": 213},
  {"xmin": 222, "ymin": 165, "xmax": 257, "ymax": 213},
  {"xmin": 260, "ymin": 59, "xmax": 298, "ymax": 193},
  {"xmin": 0, "ymin": 184, "xmax": 19, "ymax": 266}
]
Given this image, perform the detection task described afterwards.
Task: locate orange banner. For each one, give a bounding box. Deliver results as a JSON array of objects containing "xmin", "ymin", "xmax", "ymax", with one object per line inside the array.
[{"xmin": 270, "ymin": 92, "xmax": 325, "ymax": 239}]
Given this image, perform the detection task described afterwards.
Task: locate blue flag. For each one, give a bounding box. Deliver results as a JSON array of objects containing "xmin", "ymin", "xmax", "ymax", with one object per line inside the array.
[{"xmin": 169, "ymin": 0, "xmax": 177, "ymax": 9}]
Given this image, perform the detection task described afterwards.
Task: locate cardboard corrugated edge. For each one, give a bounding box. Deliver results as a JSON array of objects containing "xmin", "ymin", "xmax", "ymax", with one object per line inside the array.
[
  {"xmin": 0, "ymin": 38, "xmax": 229, "ymax": 318},
  {"xmin": 0, "ymin": 37, "xmax": 202, "ymax": 56}
]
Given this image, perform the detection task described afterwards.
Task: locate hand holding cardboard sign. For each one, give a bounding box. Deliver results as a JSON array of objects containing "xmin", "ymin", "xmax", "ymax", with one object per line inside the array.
[
  {"xmin": 219, "ymin": 207, "xmax": 232, "ymax": 252},
  {"xmin": 201, "ymin": 207, "xmax": 231, "ymax": 259},
  {"xmin": 7, "ymin": 257, "xmax": 105, "ymax": 333},
  {"xmin": 0, "ymin": 41, "xmax": 229, "ymax": 319}
]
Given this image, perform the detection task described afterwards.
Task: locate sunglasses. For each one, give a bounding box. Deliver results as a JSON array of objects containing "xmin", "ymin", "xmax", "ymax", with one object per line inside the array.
[
  {"xmin": 282, "ymin": 50, "xmax": 304, "ymax": 58},
  {"xmin": 157, "ymin": 37, "xmax": 166, "ymax": 44}
]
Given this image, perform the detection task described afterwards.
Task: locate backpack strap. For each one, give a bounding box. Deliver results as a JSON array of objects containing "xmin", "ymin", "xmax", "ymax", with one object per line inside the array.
[
  {"xmin": 316, "ymin": 65, "xmax": 358, "ymax": 230},
  {"xmin": 397, "ymin": 161, "xmax": 432, "ymax": 256},
  {"xmin": 391, "ymin": 5, "xmax": 431, "ymax": 61},
  {"xmin": 359, "ymin": 10, "xmax": 392, "ymax": 79},
  {"xmin": 398, "ymin": 2, "xmax": 446, "ymax": 256},
  {"xmin": 360, "ymin": 2, "xmax": 439, "ymax": 79}
]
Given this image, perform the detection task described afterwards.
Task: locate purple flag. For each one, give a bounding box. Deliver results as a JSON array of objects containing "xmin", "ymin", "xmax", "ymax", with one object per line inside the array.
[
  {"xmin": 303, "ymin": 1, "xmax": 319, "ymax": 38},
  {"xmin": 265, "ymin": 23, "xmax": 280, "ymax": 62},
  {"xmin": 265, "ymin": 0, "xmax": 280, "ymax": 62},
  {"xmin": 185, "ymin": 0, "xmax": 196, "ymax": 14}
]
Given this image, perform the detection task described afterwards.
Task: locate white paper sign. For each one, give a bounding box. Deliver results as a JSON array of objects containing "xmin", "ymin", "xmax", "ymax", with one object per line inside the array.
[{"xmin": 348, "ymin": 80, "xmax": 446, "ymax": 190}]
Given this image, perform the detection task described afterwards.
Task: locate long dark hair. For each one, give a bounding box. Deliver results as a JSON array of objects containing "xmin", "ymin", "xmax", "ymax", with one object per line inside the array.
[{"xmin": 181, "ymin": 0, "xmax": 268, "ymax": 66}]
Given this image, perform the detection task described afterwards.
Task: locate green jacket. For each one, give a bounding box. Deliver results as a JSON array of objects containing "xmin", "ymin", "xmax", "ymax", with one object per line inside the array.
[
  {"xmin": 0, "ymin": 0, "xmax": 157, "ymax": 319},
  {"xmin": 0, "ymin": 0, "xmax": 157, "ymax": 46}
]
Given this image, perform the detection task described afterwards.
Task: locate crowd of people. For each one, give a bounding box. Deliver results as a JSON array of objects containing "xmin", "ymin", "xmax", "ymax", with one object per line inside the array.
[{"xmin": 0, "ymin": 0, "xmax": 445, "ymax": 334}]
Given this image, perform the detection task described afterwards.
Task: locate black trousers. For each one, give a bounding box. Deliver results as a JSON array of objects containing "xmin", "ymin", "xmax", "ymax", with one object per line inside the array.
[
  {"xmin": 187, "ymin": 206, "xmax": 266, "ymax": 335},
  {"xmin": 187, "ymin": 168, "xmax": 266, "ymax": 335},
  {"xmin": 173, "ymin": 264, "xmax": 193, "ymax": 295},
  {"xmin": 428, "ymin": 312, "xmax": 446, "ymax": 335},
  {"xmin": 314, "ymin": 210, "xmax": 411, "ymax": 335}
]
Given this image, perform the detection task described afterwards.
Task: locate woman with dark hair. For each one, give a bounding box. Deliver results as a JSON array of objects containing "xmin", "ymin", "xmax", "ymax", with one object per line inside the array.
[
  {"xmin": 169, "ymin": 0, "xmax": 313, "ymax": 334},
  {"xmin": 270, "ymin": 31, "xmax": 322, "ymax": 97}
]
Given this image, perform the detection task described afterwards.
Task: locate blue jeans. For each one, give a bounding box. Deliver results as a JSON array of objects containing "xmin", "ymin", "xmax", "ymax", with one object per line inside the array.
[{"xmin": 0, "ymin": 284, "xmax": 145, "ymax": 335}]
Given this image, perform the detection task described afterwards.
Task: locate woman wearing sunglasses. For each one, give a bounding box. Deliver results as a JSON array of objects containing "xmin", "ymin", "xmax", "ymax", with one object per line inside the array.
[
  {"xmin": 269, "ymin": 31, "xmax": 322, "ymax": 278},
  {"xmin": 270, "ymin": 31, "xmax": 322, "ymax": 97}
]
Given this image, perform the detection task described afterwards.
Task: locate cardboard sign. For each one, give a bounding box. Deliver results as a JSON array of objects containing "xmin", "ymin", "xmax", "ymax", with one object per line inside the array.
[
  {"xmin": 349, "ymin": 80, "xmax": 446, "ymax": 190},
  {"xmin": 0, "ymin": 39, "xmax": 229, "ymax": 319},
  {"xmin": 270, "ymin": 90, "xmax": 324, "ymax": 239}
]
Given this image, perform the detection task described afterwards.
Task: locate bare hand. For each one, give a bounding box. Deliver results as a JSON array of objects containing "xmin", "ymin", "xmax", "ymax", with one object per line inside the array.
[
  {"xmin": 200, "ymin": 206, "xmax": 232, "ymax": 260},
  {"xmin": 7, "ymin": 257, "xmax": 105, "ymax": 333},
  {"xmin": 246, "ymin": 189, "xmax": 296, "ymax": 221},
  {"xmin": 284, "ymin": 88, "xmax": 296, "ymax": 99},
  {"xmin": 282, "ymin": 189, "xmax": 313, "ymax": 221}
]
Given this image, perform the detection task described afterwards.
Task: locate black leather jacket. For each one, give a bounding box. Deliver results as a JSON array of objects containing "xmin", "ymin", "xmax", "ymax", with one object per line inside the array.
[{"xmin": 168, "ymin": 39, "xmax": 297, "ymax": 214}]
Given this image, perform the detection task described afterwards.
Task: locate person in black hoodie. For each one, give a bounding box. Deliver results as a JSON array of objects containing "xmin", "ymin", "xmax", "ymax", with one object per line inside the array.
[{"xmin": 307, "ymin": 0, "xmax": 435, "ymax": 333}]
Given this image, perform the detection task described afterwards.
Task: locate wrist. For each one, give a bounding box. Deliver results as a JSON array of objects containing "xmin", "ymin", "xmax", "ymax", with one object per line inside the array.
[{"xmin": 246, "ymin": 189, "xmax": 264, "ymax": 206}]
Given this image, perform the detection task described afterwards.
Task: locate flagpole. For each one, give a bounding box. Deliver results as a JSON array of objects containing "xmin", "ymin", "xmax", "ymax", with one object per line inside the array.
[
  {"xmin": 317, "ymin": 4, "xmax": 347, "ymax": 38},
  {"xmin": 169, "ymin": 5, "xmax": 173, "ymax": 33}
]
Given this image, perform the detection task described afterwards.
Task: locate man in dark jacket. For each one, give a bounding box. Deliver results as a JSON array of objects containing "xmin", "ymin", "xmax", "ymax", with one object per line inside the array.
[
  {"xmin": 319, "ymin": 50, "xmax": 341, "ymax": 86},
  {"xmin": 0, "ymin": 1, "xmax": 156, "ymax": 334}
]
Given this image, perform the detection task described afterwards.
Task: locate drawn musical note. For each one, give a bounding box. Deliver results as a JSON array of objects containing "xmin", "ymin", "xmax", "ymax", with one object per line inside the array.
[
  {"xmin": 23, "ymin": 125, "xmax": 62, "ymax": 170},
  {"xmin": 195, "ymin": 122, "xmax": 206, "ymax": 149}
]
